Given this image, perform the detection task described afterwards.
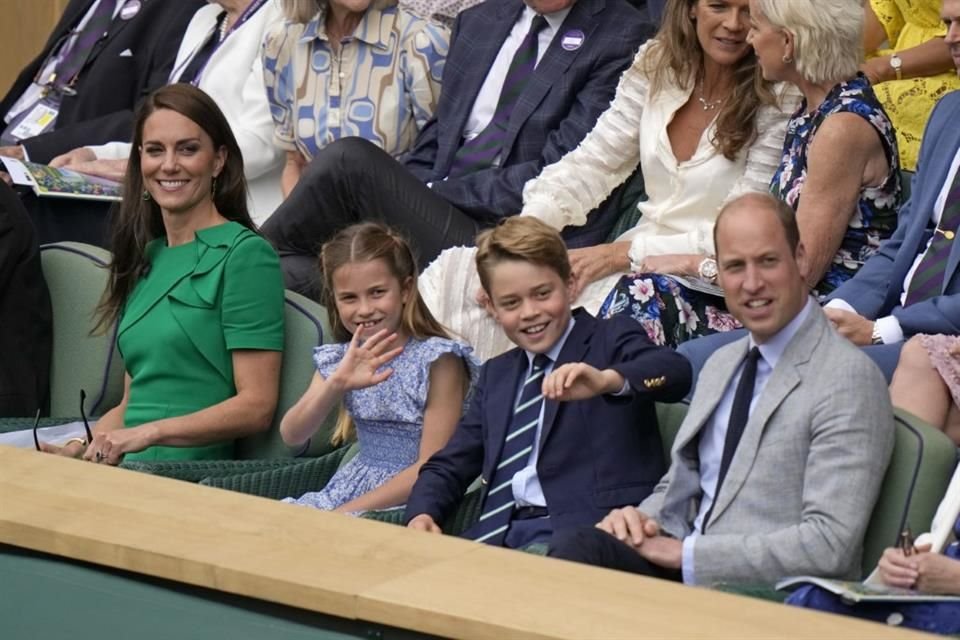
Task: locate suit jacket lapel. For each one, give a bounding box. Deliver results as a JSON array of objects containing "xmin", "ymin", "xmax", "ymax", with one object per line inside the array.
[
  {"xmin": 706, "ymin": 310, "xmax": 822, "ymax": 525},
  {"xmin": 438, "ymin": 1, "xmax": 522, "ymax": 170},
  {"xmin": 86, "ymin": 0, "xmax": 153, "ymax": 72},
  {"xmin": 59, "ymin": 0, "xmax": 95, "ymax": 42},
  {"xmin": 500, "ymin": 0, "xmax": 601, "ymax": 157},
  {"xmin": 537, "ymin": 313, "xmax": 592, "ymax": 453},
  {"xmin": 485, "ymin": 350, "xmax": 529, "ymax": 480},
  {"xmin": 672, "ymin": 340, "xmax": 746, "ymax": 456},
  {"xmin": 654, "ymin": 338, "xmax": 746, "ymax": 538}
]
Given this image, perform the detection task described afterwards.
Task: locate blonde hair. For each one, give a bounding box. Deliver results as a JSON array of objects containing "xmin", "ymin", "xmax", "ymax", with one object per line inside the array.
[
  {"xmin": 642, "ymin": 0, "xmax": 776, "ymax": 160},
  {"xmin": 754, "ymin": 0, "xmax": 862, "ymax": 85},
  {"xmin": 280, "ymin": 0, "xmax": 320, "ymax": 23},
  {"xmin": 475, "ymin": 218, "xmax": 572, "ymax": 294},
  {"xmin": 320, "ymin": 223, "xmax": 452, "ymax": 444}
]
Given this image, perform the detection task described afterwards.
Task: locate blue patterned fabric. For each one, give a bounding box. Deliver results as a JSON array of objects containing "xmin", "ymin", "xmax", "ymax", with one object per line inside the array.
[
  {"xmin": 599, "ymin": 273, "xmax": 740, "ymax": 348},
  {"xmin": 261, "ymin": 0, "xmax": 448, "ymax": 161},
  {"xmin": 284, "ymin": 337, "xmax": 479, "ymax": 510},
  {"xmin": 771, "ymin": 74, "xmax": 901, "ymax": 296}
]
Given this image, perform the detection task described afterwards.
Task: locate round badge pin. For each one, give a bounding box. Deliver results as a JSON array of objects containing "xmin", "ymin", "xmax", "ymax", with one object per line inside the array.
[
  {"xmin": 561, "ymin": 29, "xmax": 585, "ymax": 51},
  {"xmin": 120, "ymin": 0, "xmax": 142, "ymax": 20}
]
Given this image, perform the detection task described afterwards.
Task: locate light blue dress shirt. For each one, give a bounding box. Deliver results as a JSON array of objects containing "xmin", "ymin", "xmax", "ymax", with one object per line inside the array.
[{"xmin": 681, "ymin": 298, "xmax": 814, "ymax": 584}]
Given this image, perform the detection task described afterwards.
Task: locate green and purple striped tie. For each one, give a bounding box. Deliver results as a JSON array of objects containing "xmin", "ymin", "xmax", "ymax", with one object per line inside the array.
[
  {"xmin": 904, "ymin": 169, "xmax": 960, "ymax": 306},
  {"xmin": 446, "ymin": 15, "xmax": 548, "ymax": 179}
]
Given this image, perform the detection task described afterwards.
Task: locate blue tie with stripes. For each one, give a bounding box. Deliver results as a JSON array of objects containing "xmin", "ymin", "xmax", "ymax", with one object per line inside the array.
[{"xmin": 470, "ymin": 353, "xmax": 551, "ymax": 546}]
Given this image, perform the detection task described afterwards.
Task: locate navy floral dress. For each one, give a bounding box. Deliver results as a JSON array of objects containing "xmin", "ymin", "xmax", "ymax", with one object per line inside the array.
[
  {"xmin": 600, "ymin": 75, "xmax": 902, "ymax": 348},
  {"xmin": 772, "ymin": 73, "xmax": 901, "ymax": 295}
]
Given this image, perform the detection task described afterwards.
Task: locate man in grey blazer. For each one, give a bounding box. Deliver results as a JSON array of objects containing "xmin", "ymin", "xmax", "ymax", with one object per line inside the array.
[{"xmin": 549, "ymin": 193, "xmax": 895, "ymax": 586}]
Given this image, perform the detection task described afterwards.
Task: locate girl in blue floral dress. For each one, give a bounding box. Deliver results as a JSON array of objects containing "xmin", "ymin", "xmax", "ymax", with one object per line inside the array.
[{"xmin": 279, "ymin": 223, "xmax": 478, "ymax": 513}]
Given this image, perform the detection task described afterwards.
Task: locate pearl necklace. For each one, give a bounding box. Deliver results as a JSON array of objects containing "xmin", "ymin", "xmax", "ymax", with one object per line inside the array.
[
  {"xmin": 218, "ymin": 14, "xmax": 231, "ymax": 42},
  {"xmin": 697, "ymin": 80, "xmax": 725, "ymax": 111}
]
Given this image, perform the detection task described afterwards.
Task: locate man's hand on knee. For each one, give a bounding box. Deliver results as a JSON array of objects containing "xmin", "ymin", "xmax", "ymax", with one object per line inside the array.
[{"xmin": 595, "ymin": 507, "xmax": 659, "ymax": 548}]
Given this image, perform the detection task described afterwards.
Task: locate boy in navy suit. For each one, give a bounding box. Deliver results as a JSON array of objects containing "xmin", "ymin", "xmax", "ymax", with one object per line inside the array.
[{"xmin": 405, "ymin": 217, "xmax": 691, "ymax": 549}]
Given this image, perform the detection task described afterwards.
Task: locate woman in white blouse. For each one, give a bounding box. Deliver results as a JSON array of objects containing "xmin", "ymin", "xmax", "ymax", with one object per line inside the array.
[{"xmin": 420, "ymin": 0, "xmax": 799, "ymax": 359}]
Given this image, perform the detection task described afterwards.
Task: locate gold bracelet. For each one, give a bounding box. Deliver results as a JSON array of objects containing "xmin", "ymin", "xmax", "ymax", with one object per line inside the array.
[{"xmin": 61, "ymin": 437, "xmax": 88, "ymax": 448}]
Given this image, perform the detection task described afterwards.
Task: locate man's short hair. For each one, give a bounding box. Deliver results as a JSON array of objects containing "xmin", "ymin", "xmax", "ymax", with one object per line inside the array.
[
  {"xmin": 475, "ymin": 217, "xmax": 572, "ymax": 294},
  {"xmin": 713, "ymin": 193, "xmax": 800, "ymax": 257}
]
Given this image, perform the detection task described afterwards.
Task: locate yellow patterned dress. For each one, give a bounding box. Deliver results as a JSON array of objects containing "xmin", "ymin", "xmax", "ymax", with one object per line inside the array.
[{"xmin": 868, "ymin": 0, "xmax": 960, "ymax": 171}]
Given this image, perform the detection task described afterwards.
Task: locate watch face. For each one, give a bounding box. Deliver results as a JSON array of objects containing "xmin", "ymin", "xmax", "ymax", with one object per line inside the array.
[{"xmin": 700, "ymin": 259, "xmax": 718, "ymax": 280}]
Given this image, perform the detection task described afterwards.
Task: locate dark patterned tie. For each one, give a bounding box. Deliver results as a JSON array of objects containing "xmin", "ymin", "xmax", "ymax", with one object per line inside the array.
[
  {"xmin": 53, "ymin": 0, "xmax": 118, "ymax": 91},
  {"xmin": 904, "ymin": 169, "xmax": 960, "ymax": 306},
  {"xmin": 702, "ymin": 347, "xmax": 761, "ymax": 531},
  {"xmin": 446, "ymin": 15, "xmax": 548, "ymax": 179},
  {"xmin": 468, "ymin": 353, "xmax": 550, "ymax": 546}
]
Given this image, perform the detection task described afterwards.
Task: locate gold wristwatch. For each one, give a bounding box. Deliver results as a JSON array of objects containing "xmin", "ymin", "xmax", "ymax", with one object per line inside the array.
[
  {"xmin": 871, "ymin": 322, "xmax": 884, "ymax": 345},
  {"xmin": 698, "ymin": 257, "xmax": 718, "ymax": 284},
  {"xmin": 889, "ymin": 54, "xmax": 903, "ymax": 81}
]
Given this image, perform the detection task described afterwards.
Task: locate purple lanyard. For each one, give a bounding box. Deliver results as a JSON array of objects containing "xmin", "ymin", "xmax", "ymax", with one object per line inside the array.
[{"xmin": 185, "ymin": 0, "xmax": 270, "ymax": 86}]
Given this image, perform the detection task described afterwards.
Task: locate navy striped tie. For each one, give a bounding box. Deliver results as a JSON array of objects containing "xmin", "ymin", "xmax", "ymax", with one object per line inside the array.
[
  {"xmin": 446, "ymin": 15, "xmax": 548, "ymax": 179},
  {"xmin": 904, "ymin": 170, "xmax": 960, "ymax": 306},
  {"xmin": 470, "ymin": 353, "xmax": 550, "ymax": 546},
  {"xmin": 54, "ymin": 0, "xmax": 117, "ymax": 91}
]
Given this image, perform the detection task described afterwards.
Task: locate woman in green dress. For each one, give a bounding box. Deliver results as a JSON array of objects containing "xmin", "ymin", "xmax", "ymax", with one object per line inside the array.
[{"xmin": 42, "ymin": 84, "xmax": 285, "ymax": 464}]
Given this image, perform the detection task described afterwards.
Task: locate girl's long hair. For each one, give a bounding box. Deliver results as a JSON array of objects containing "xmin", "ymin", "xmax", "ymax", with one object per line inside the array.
[
  {"xmin": 95, "ymin": 83, "xmax": 254, "ymax": 332},
  {"xmin": 320, "ymin": 223, "xmax": 452, "ymax": 444},
  {"xmin": 643, "ymin": 0, "xmax": 777, "ymax": 160}
]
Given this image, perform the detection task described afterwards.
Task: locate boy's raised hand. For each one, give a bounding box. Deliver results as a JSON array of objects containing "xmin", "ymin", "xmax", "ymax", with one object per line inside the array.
[
  {"xmin": 329, "ymin": 329, "xmax": 404, "ymax": 391},
  {"xmin": 542, "ymin": 362, "xmax": 625, "ymax": 401}
]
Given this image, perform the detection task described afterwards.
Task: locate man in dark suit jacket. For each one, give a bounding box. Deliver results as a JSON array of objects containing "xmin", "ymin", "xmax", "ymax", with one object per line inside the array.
[
  {"xmin": 262, "ymin": 0, "xmax": 652, "ymax": 298},
  {"xmin": 0, "ymin": 0, "xmax": 202, "ymax": 163},
  {"xmin": 0, "ymin": 181, "xmax": 51, "ymax": 417},
  {"xmin": 404, "ymin": 217, "xmax": 690, "ymax": 549},
  {"xmin": 821, "ymin": 90, "xmax": 960, "ymax": 378}
]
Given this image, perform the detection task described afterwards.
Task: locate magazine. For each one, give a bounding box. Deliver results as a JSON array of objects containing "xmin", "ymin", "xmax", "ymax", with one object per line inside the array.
[
  {"xmin": 670, "ymin": 274, "xmax": 724, "ymax": 297},
  {"xmin": 775, "ymin": 576, "xmax": 960, "ymax": 604},
  {"xmin": 1, "ymin": 157, "xmax": 121, "ymax": 201},
  {"xmin": 778, "ymin": 464, "xmax": 960, "ymax": 601}
]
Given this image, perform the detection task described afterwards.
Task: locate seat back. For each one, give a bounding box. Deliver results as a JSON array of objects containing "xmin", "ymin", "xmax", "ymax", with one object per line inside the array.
[
  {"xmin": 235, "ymin": 291, "xmax": 338, "ymax": 459},
  {"xmin": 861, "ymin": 409, "xmax": 957, "ymax": 577},
  {"xmin": 40, "ymin": 243, "xmax": 124, "ymax": 417},
  {"xmin": 655, "ymin": 401, "xmax": 689, "ymax": 464}
]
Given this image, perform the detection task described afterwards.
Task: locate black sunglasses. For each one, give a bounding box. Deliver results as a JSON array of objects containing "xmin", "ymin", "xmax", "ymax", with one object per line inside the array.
[{"xmin": 33, "ymin": 389, "xmax": 95, "ymax": 452}]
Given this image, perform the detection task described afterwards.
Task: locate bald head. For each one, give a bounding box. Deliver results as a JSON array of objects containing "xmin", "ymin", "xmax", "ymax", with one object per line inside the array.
[{"xmin": 713, "ymin": 193, "xmax": 800, "ymax": 260}]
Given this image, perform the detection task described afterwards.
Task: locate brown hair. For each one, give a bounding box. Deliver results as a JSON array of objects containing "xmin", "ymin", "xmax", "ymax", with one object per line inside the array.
[
  {"xmin": 475, "ymin": 217, "xmax": 572, "ymax": 295},
  {"xmin": 320, "ymin": 223, "xmax": 452, "ymax": 444},
  {"xmin": 95, "ymin": 83, "xmax": 253, "ymax": 332},
  {"xmin": 642, "ymin": 0, "xmax": 777, "ymax": 160}
]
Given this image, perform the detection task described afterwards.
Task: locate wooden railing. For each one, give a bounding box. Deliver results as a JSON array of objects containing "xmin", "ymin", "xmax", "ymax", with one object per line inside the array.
[{"xmin": 0, "ymin": 446, "xmax": 931, "ymax": 639}]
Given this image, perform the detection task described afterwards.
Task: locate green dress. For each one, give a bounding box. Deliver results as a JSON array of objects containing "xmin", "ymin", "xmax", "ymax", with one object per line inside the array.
[{"xmin": 117, "ymin": 222, "xmax": 285, "ymax": 461}]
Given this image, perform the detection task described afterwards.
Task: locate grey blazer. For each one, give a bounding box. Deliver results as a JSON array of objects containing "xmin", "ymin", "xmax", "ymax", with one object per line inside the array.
[{"xmin": 640, "ymin": 305, "xmax": 894, "ymax": 585}]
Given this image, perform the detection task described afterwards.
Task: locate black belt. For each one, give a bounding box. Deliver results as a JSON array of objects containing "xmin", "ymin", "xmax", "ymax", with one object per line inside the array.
[{"xmin": 514, "ymin": 506, "xmax": 549, "ymax": 520}]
